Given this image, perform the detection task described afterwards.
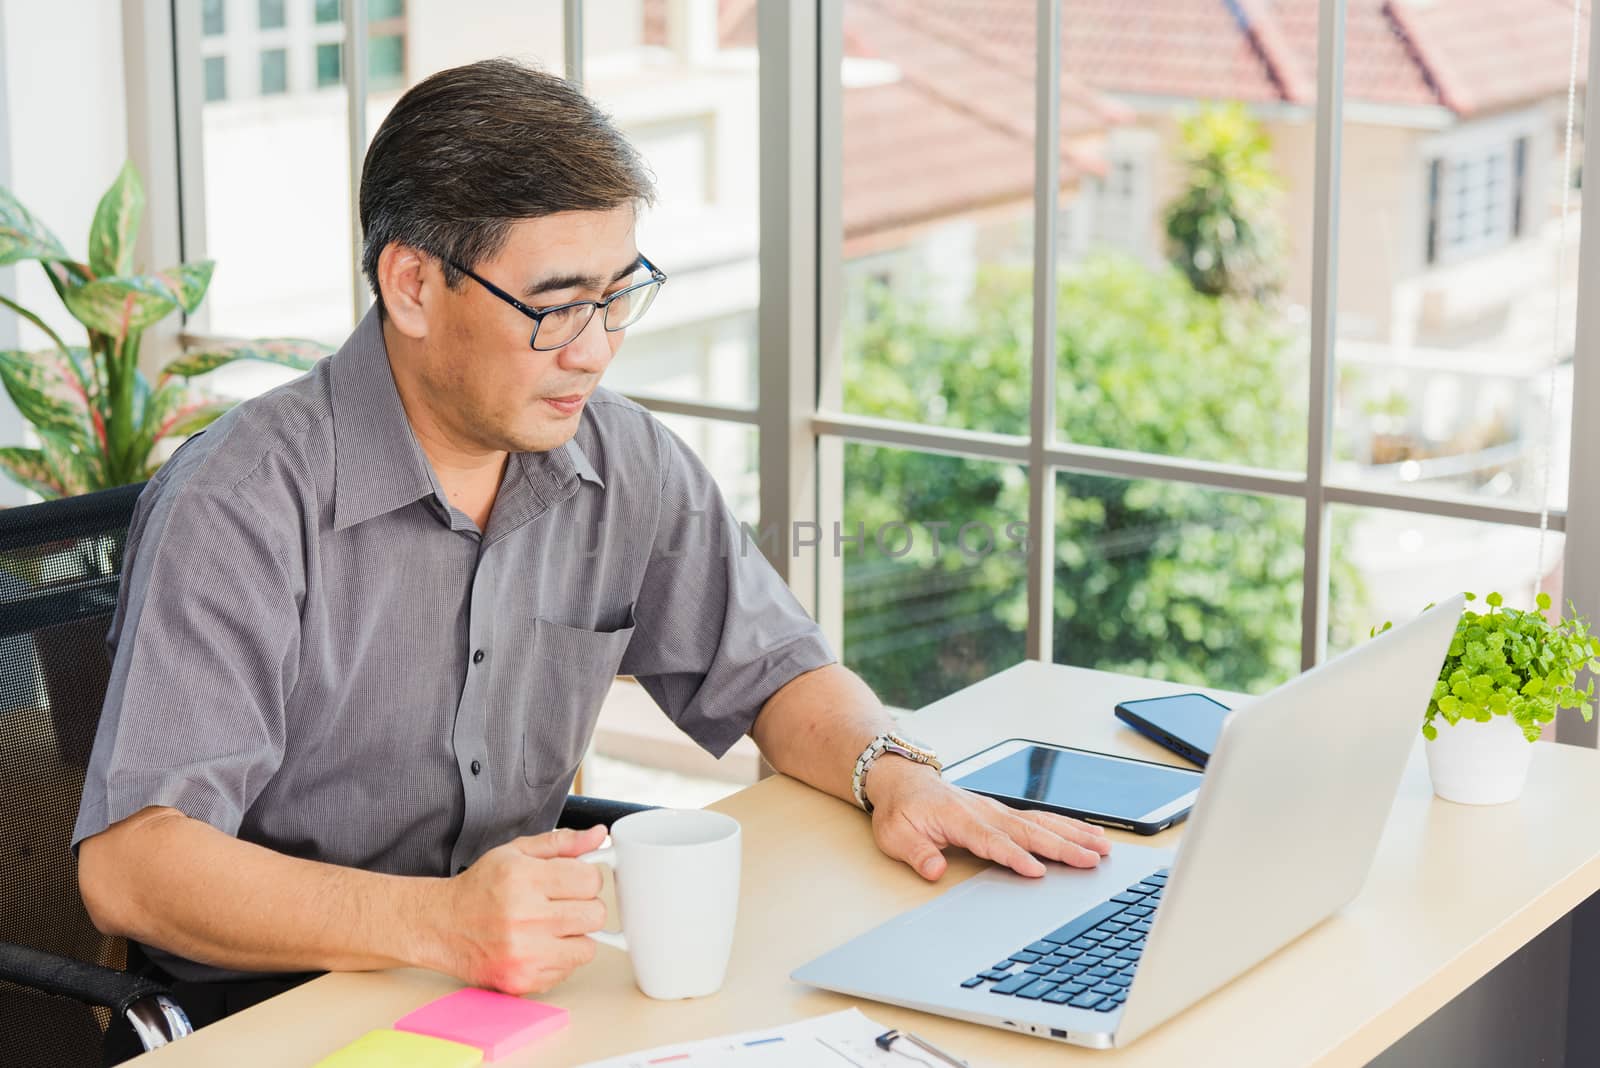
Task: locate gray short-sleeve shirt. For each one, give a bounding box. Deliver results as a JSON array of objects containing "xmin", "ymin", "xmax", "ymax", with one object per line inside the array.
[{"xmin": 71, "ymin": 309, "xmax": 835, "ymax": 981}]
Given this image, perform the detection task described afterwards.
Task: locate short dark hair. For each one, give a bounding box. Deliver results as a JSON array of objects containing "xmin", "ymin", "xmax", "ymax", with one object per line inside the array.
[{"xmin": 359, "ymin": 58, "xmax": 655, "ymax": 313}]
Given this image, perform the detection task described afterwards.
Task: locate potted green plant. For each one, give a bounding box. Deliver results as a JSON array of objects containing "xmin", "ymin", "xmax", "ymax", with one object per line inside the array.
[
  {"xmin": 0, "ymin": 162, "xmax": 331, "ymax": 763},
  {"xmin": 0, "ymin": 160, "xmax": 329, "ymax": 498},
  {"xmin": 1379, "ymin": 592, "xmax": 1600, "ymax": 805}
]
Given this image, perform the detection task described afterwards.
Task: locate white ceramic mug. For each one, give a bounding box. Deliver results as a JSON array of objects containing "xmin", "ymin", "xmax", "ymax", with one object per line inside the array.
[{"xmin": 579, "ymin": 808, "xmax": 741, "ymax": 999}]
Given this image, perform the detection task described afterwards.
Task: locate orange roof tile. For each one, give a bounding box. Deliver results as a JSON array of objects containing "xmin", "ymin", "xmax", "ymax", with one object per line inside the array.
[
  {"xmin": 1385, "ymin": 0, "xmax": 1589, "ymax": 116},
  {"xmin": 872, "ymin": 0, "xmax": 1585, "ymax": 115}
]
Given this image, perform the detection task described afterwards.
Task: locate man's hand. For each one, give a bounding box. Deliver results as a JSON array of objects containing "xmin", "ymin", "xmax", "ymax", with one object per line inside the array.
[
  {"xmin": 864, "ymin": 757, "xmax": 1112, "ymax": 881},
  {"xmin": 426, "ymin": 825, "xmax": 610, "ymax": 994}
]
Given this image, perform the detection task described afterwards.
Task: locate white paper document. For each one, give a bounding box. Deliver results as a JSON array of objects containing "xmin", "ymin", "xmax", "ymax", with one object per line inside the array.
[{"xmin": 574, "ymin": 1008, "xmax": 959, "ymax": 1067}]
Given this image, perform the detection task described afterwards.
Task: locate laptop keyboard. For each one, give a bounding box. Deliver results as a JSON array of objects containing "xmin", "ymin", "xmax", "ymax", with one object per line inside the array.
[{"xmin": 958, "ymin": 868, "xmax": 1168, "ymax": 1013}]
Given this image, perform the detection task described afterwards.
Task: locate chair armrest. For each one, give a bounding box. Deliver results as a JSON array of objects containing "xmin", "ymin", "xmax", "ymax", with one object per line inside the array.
[
  {"xmin": 556, "ymin": 795, "xmax": 657, "ymax": 831},
  {"xmin": 0, "ymin": 941, "xmax": 193, "ymax": 1050}
]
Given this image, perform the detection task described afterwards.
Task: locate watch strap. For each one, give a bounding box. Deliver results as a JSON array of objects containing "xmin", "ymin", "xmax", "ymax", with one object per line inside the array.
[{"xmin": 851, "ymin": 731, "xmax": 942, "ymax": 813}]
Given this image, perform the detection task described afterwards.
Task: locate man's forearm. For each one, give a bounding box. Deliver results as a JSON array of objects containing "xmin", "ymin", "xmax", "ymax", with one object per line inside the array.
[
  {"xmin": 750, "ymin": 662, "xmax": 905, "ymax": 804},
  {"xmin": 78, "ymin": 807, "xmax": 446, "ymax": 975}
]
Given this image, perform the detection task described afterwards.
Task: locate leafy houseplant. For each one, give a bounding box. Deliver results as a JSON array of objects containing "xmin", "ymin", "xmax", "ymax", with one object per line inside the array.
[
  {"xmin": 0, "ymin": 161, "xmax": 329, "ymax": 498},
  {"xmin": 1379, "ymin": 592, "xmax": 1600, "ymax": 805}
]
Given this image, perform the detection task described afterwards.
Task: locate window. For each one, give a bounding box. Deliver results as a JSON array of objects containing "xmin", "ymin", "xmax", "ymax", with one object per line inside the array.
[
  {"xmin": 836, "ymin": 0, "xmax": 1039, "ymax": 438},
  {"xmin": 821, "ymin": 3, "xmax": 1584, "ymax": 709},
  {"xmin": 1332, "ymin": 27, "xmax": 1577, "ymax": 686},
  {"xmin": 1085, "ymin": 131, "xmax": 1155, "ymax": 259},
  {"xmin": 260, "ymin": 48, "xmax": 289, "ymax": 95},
  {"xmin": 1343, "ymin": 97, "xmax": 1574, "ymax": 546},
  {"xmin": 196, "ymin": 0, "xmax": 354, "ymax": 344},
  {"xmin": 368, "ymin": 0, "xmax": 404, "ymax": 18},
  {"xmin": 1449, "ymin": 151, "xmax": 1510, "ymax": 249},
  {"xmin": 576, "ymin": 0, "xmax": 761, "ymax": 409},
  {"xmin": 203, "ymin": 55, "xmax": 228, "ymax": 103},
  {"xmin": 828, "ymin": 3, "xmax": 1325, "ymax": 702},
  {"xmin": 260, "ymin": 0, "xmax": 287, "ymax": 30},
  {"xmin": 316, "ymin": 42, "xmax": 342, "ymax": 88},
  {"xmin": 1328, "ymin": 506, "xmax": 1564, "ymax": 657},
  {"xmin": 163, "ymin": 3, "xmax": 1594, "ymax": 731},
  {"xmin": 1425, "ymin": 138, "xmax": 1531, "ymax": 264},
  {"xmin": 202, "ymin": 0, "xmax": 225, "ymax": 36},
  {"xmin": 844, "ymin": 446, "xmax": 1028, "ymax": 709},
  {"xmin": 368, "ymin": 34, "xmax": 404, "ymax": 90},
  {"xmin": 1055, "ymin": 476, "xmax": 1306, "ymax": 693}
]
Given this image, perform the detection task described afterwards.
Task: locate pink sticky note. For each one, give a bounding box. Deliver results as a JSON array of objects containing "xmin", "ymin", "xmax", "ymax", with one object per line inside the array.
[{"xmin": 394, "ymin": 988, "xmax": 570, "ymax": 1061}]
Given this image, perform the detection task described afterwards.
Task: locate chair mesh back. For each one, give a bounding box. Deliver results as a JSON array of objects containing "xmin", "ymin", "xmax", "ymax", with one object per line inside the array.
[{"xmin": 0, "ymin": 483, "xmax": 144, "ymax": 1060}]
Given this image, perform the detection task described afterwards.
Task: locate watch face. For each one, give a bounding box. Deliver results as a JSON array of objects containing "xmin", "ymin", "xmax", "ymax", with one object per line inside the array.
[{"xmin": 889, "ymin": 732, "xmax": 937, "ymax": 760}]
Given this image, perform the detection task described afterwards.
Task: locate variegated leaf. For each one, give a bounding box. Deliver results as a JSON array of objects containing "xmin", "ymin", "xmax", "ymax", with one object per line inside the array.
[
  {"xmin": 161, "ymin": 336, "xmax": 331, "ymax": 379},
  {"xmin": 38, "ymin": 430, "xmax": 99, "ymax": 496},
  {"xmin": 44, "ymin": 260, "xmax": 95, "ymax": 306},
  {"xmin": 87, "ymin": 161, "xmax": 145, "ymax": 278},
  {"xmin": 161, "ymin": 399, "xmax": 232, "ymax": 439},
  {"xmin": 60, "ymin": 276, "xmax": 179, "ymax": 339},
  {"xmin": 141, "ymin": 381, "xmax": 185, "ymax": 438},
  {"xmin": 0, "ymin": 446, "xmax": 67, "ymax": 498},
  {"xmin": 0, "ymin": 348, "xmax": 93, "ymax": 441},
  {"xmin": 0, "ymin": 185, "xmax": 71, "ymax": 267},
  {"xmin": 60, "ymin": 345, "xmax": 98, "ymax": 401},
  {"xmin": 153, "ymin": 260, "xmax": 214, "ymax": 314}
]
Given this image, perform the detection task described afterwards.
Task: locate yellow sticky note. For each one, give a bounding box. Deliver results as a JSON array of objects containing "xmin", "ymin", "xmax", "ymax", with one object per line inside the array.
[{"xmin": 313, "ymin": 1028, "xmax": 484, "ymax": 1067}]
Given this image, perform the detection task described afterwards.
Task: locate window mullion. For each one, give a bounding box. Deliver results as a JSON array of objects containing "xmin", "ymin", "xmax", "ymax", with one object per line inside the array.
[
  {"xmin": 1558, "ymin": 0, "xmax": 1600, "ymax": 747},
  {"xmin": 757, "ymin": 0, "xmax": 821, "ymax": 612},
  {"xmin": 344, "ymin": 0, "xmax": 370, "ymax": 323},
  {"xmin": 1026, "ymin": 0, "xmax": 1061, "ymax": 663},
  {"xmin": 563, "ymin": 0, "xmax": 583, "ymax": 89},
  {"xmin": 1302, "ymin": 0, "xmax": 1347, "ymax": 671}
]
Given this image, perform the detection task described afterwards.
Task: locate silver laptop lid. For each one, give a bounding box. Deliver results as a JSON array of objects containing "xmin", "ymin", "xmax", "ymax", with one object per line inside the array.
[{"xmin": 1115, "ymin": 595, "xmax": 1463, "ymax": 1046}]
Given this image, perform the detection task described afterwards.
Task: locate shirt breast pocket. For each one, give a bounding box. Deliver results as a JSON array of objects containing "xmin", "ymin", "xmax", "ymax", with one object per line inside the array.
[{"xmin": 522, "ymin": 607, "xmax": 636, "ymax": 789}]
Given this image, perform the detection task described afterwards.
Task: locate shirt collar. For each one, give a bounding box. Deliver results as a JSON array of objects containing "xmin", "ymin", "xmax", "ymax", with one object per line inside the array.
[
  {"xmin": 331, "ymin": 308, "xmax": 438, "ymax": 532},
  {"xmin": 330, "ymin": 308, "xmax": 604, "ymax": 533},
  {"xmin": 564, "ymin": 438, "xmax": 605, "ymax": 488}
]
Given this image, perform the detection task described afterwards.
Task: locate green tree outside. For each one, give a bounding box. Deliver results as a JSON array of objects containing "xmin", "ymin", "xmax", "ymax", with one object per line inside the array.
[{"xmin": 840, "ymin": 107, "xmax": 1365, "ymax": 710}]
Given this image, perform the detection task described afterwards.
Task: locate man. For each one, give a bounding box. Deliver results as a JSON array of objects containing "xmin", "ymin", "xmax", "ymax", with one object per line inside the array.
[{"xmin": 74, "ymin": 59, "xmax": 1110, "ymax": 1056}]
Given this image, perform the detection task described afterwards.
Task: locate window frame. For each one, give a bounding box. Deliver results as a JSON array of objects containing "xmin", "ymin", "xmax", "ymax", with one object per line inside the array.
[
  {"xmin": 801, "ymin": 0, "xmax": 1596, "ymax": 697},
  {"xmin": 1423, "ymin": 117, "xmax": 1540, "ymax": 266},
  {"xmin": 152, "ymin": 0, "xmax": 1600, "ymax": 739}
]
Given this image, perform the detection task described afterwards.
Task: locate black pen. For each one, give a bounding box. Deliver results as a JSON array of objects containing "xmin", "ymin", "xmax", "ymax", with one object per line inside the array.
[{"xmin": 873, "ymin": 1028, "xmax": 971, "ymax": 1067}]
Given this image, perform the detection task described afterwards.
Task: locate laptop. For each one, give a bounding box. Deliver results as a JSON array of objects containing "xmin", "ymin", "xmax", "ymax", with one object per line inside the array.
[{"xmin": 793, "ymin": 594, "xmax": 1462, "ymax": 1049}]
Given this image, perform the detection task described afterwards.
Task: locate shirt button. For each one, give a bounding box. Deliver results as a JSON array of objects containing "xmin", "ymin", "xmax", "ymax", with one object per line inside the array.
[
  {"xmin": 473, "ymin": 649, "xmax": 486, "ymax": 664},
  {"xmin": 470, "ymin": 759, "xmax": 482, "ymax": 776}
]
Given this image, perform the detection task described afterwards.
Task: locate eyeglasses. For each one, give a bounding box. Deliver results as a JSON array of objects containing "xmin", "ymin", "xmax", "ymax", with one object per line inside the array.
[{"xmin": 448, "ymin": 254, "xmax": 666, "ymax": 351}]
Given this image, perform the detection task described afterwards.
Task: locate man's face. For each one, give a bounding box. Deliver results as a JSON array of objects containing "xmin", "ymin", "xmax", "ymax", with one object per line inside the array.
[{"xmin": 419, "ymin": 206, "xmax": 639, "ymax": 454}]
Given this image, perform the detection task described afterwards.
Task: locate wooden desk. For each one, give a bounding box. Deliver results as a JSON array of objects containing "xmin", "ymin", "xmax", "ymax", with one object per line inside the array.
[{"xmin": 130, "ymin": 661, "xmax": 1600, "ymax": 1066}]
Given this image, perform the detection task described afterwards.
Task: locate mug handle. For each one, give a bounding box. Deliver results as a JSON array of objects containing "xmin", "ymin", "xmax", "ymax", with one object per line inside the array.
[{"xmin": 578, "ymin": 846, "xmax": 628, "ymax": 952}]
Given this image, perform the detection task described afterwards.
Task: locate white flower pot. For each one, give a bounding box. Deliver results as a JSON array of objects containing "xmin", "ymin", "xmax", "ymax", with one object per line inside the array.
[{"xmin": 1424, "ymin": 714, "xmax": 1534, "ymax": 805}]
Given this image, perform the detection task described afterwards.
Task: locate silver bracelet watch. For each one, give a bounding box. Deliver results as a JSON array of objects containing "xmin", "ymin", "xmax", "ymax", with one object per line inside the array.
[{"xmin": 851, "ymin": 730, "xmax": 942, "ymax": 813}]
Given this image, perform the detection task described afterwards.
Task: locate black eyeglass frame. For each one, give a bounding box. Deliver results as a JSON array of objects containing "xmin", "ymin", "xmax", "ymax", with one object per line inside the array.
[{"xmin": 447, "ymin": 253, "xmax": 667, "ymax": 351}]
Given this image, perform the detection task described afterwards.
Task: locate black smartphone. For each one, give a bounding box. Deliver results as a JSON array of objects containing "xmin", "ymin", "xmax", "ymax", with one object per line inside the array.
[
  {"xmin": 942, "ymin": 738, "xmax": 1203, "ymax": 835},
  {"xmin": 1114, "ymin": 693, "xmax": 1233, "ymax": 768}
]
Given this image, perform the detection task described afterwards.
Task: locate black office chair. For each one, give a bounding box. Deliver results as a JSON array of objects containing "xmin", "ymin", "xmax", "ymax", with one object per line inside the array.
[{"xmin": 0, "ymin": 482, "xmax": 651, "ymax": 1067}]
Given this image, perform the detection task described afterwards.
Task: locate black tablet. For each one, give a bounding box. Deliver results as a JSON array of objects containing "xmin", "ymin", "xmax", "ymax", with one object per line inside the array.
[{"xmin": 942, "ymin": 737, "xmax": 1203, "ymax": 835}]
